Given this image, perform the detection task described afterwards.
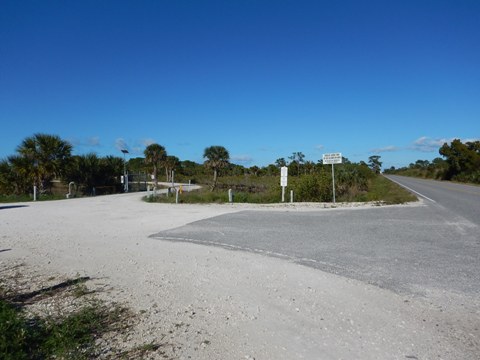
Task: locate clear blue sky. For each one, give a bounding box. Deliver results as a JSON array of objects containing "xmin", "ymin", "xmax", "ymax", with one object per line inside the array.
[{"xmin": 1, "ymin": 0, "xmax": 479, "ymax": 169}]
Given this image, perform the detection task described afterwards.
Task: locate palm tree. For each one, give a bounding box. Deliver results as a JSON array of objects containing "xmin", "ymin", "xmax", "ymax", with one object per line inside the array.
[
  {"xmin": 16, "ymin": 133, "xmax": 72, "ymax": 193},
  {"xmin": 0, "ymin": 157, "xmax": 31, "ymax": 194},
  {"xmin": 102, "ymin": 155, "xmax": 124, "ymax": 187},
  {"xmin": 164, "ymin": 155, "xmax": 180, "ymax": 182},
  {"xmin": 203, "ymin": 145, "xmax": 230, "ymax": 191},
  {"xmin": 144, "ymin": 143, "xmax": 166, "ymax": 188}
]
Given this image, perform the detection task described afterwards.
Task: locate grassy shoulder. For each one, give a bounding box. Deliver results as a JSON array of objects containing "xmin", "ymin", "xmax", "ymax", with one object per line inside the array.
[
  {"xmin": 355, "ymin": 175, "xmax": 417, "ymax": 204},
  {"xmin": 0, "ymin": 265, "xmax": 165, "ymax": 360},
  {"xmin": 145, "ymin": 174, "xmax": 417, "ymax": 205}
]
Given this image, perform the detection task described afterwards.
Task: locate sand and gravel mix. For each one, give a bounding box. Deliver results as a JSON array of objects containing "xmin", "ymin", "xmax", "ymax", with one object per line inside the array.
[{"xmin": 1, "ymin": 193, "xmax": 478, "ymax": 359}]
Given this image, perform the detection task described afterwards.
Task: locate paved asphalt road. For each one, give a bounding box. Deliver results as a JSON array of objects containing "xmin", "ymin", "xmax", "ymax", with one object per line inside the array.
[
  {"xmin": 152, "ymin": 176, "xmax": 479, "ymax": 299},
  {"xmin": 385, "ymin": 174, "xmax": 480, "ymax": 226}
]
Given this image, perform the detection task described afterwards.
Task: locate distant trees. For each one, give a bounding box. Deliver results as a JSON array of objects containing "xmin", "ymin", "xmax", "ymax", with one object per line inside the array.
[
  {"xmin": 0, "ymin": 157, "xmax": 29, "ymax": 194},
  {"xmin": 0, "ymin": 134, "xmax": 125, "ymax": 196},
  {"xmin": 385, "ymin": 139, "xmax": 479, "ymax": 184},
  {"xmin": 11, "ymin": 132, "xmax": 462, "ymax": 202},
  {"xmin": 65, "ymin": 154, "xmax": 124, "ymax": 195},
  {"xmin": 18, "ymin": 134, "xmax": 72, "ymax": 193},
  {"xmin": 164, "ymin": 155, "xmax": 180, "ymax": 182},
  {"xmin": 0, "ymin": 134, "xmax": 72, "ymax": 194},
  {"xmin": 144, "ymin": 143, "xmax": 166, "ymax": 188},
  {"xmin": 288, "ymin": 152, "xmax": 305, "ymax": 176},
  {"xmin": 440, "ymin": 139, "xmax": 480, "ymax": 182},
  {"xmin": 275, "ymin": 158, "xmax": 287, "ymax": 168},
  {"xmin": 368, "ymin": 155, "xmax": 382, "ymax": 174},
  {"xmin": 203, "ymin": 145, "xmax": 230, "ymax": 190}
]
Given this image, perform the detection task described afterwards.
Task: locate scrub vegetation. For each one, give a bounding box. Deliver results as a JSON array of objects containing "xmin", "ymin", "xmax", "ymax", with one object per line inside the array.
[
  {"xmin": 0, "ymin": 267, "xmax": 163, "ymax": 359},
  {"xmin": 385, "ymin": 139, "xmax": 480, "ymax": 184},
  {"xmin": 1, "ymin": 133, "xmax": 417, "ymax": 203},
  {"xmin": 146, "ymin": 164, "xmax": 416, "ymax": 205}
]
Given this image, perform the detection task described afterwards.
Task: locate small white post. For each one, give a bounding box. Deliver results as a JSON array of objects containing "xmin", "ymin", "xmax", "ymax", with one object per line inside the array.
[
  {"xmin": 188, "ymin": 180, "xmax": 191, "ymax": 192},
  {"xmin": 33, "ymin": 186, "xmax": 37, "ymax": 201},
  {"xmin": 290, "ymin": 190, "xmax": 294, "ymax": 203},
  {"xmin": 176, "ymin": 188, "xmax": 179, "ymax": 204},
  {"xmin": 228, "ymin": 189, "xmax": 233, "ymax": 203}
]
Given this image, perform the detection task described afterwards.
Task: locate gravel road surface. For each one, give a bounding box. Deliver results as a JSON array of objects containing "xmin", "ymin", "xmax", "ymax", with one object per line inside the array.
[{"xmin": 1, "ymin": 186, "xmax": 479, "ymax": 359}]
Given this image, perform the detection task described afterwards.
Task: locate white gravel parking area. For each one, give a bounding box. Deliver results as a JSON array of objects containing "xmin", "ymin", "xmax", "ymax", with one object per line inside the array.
[{"xmin": 1, "ymin": 193, "xmax": 476, "ymax": 359}]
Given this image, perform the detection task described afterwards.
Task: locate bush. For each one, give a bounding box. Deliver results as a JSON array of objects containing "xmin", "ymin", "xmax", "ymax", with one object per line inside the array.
[{"xmin": 293, "ymin": 173, "xmax": 332, "ymax": 202}]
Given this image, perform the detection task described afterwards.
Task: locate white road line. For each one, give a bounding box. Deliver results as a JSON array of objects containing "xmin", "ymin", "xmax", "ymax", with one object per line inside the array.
[{"xmin": 386, "ymin": 176, "xmax": 436, "ymax": 203}]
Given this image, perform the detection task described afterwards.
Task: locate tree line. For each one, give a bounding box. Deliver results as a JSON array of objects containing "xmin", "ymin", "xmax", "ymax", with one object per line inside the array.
[
  {"xmin": 0, "ymin": 133, "xmax": 386, "ymax": 198},
  {"xmin": 384, "ymin": 139, "xmax": 480, "ymax": 184}
]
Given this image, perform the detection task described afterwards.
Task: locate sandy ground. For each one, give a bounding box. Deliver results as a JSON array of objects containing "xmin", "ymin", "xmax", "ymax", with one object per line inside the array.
[{"xmin": 1, "ymin": 192, "xmax": 478, "ymax": 359}]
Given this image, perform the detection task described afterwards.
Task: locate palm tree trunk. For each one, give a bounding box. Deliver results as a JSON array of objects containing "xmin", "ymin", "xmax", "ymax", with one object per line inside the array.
[
  {"xmin": 153, "ymin": 164, "xmax": 158, "ymax": 188},
  {"xmin": 212, "ymin": 168, "xmax": 218, "ymax": 191}
]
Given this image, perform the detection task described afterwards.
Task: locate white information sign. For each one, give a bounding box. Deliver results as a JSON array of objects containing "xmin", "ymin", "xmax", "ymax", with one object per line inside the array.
[
  {"xmin": 280, "ymin": 166, "xmax": 288, "ymax": 202},
  {"xmin": 280, "ymin": 166, "xmax": 288, "ymax": 187},
  {"xmin": 322, "ymin": 153, "xmax": 342, "ymax": 165}
]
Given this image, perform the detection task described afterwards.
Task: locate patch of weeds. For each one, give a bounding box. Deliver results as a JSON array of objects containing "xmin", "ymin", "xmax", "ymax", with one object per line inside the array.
[
  {"xmin": 358, "ymin": 175, "xmax": 417, "ymax": 204},
  {"xmin": 0, "ymin": 299, "xmax": 36, "ymax": 360},
  {"xmin": 73, "ymin": 281, "xmax": 90, "ymax": 298},
  {"xmin": 0, "ymin": 267, "xmax": 164, "ymax": 360},
  {"xmin": 0, "ymin": 297, "xmax": 129, "ymax": 360}
]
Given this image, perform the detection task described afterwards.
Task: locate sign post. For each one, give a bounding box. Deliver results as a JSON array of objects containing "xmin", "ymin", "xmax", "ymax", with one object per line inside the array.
[
  {"xmin": 280, "ymin": 166, "xmax": 288, "ymax": 202},
  {"xmin": 322, "ymin": 153, "xmax": 342, "ymax": 203}
]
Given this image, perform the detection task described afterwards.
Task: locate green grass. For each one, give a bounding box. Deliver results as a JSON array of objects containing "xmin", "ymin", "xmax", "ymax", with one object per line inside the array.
[
  {"xmin": 145, "ymin": 186, "xmax": 281, "ymax": 204},
  {"xmin": 146, "ymin": 175, "xmax": 281, "ymax": 204},
  {"xmin": 0, "ymin": 298, "xmax": 129, "ymax": 359},
  {"xmin": 353, "ymin": 175, "xmax": 417, "ymax": 204},
  {"xmin": 0, "ymin": 270, "xmax": 166, "ymax": 360},
  {"xmin": 146, "ymin": 174, "xmax": 418, "ymax": 205}
]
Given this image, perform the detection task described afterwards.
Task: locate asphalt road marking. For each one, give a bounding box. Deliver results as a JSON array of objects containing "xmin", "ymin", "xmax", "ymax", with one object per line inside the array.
[{"xmin": 386, "ymin": 177, "xmax": 436, "ymax": 203}]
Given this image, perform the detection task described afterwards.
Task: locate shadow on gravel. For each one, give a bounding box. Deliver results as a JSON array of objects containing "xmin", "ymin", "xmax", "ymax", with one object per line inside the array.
[
  {"xmin": 0, "ymin": 249, "xmax": 12, "ymax": 253},
  {"xmin": 7, "ymin": 276, "xmax": 91, "ymax": 304},
  {"xmin": 0, "ymin": 205, "xmax": 29, "ymax": 210}
]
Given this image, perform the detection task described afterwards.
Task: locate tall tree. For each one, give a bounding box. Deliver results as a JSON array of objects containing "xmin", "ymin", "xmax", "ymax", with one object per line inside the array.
[
  {"xmin": 16, "ymin": 133, "xmax": 72, "ymax": 193},
  {"xmin": 440, "ymin": 139, "xmax": 480, "ymax": 180},
  {"xmin": 368, "ymin": 155, "xmax": 382, "ymax": 174},
  {"xmin": 164, "ymin": 155, "xmax": 180, "ymax": 182},
  {"xmin": 144, "ymin": 143, "xmax": 166, "ymax": 188},
  {"xmin": 203, "ymin": 145, "xmax": 230, "ymax": 190},
  {"xmin": 289, "ymin": 152, "xmax": 306, "ymax": 175},
  {"xmin": 275, "ymin": 158, "xmax": 287, "ymax": 168}
]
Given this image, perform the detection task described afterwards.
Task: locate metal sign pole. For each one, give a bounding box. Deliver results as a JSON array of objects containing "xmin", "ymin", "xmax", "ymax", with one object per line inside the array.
[
  {"xmin": 332, "ymin": 164, "xmax": 336, "ymax": 204},
  {"xmin": 323, "ymin": 153, "xmax": 341, "ymax": 204}
]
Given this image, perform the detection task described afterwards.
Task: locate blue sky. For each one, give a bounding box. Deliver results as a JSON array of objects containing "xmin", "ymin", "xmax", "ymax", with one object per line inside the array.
[{"xmin": 1, "ymin": 0, "xmax": 479, "ymax": 169}]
